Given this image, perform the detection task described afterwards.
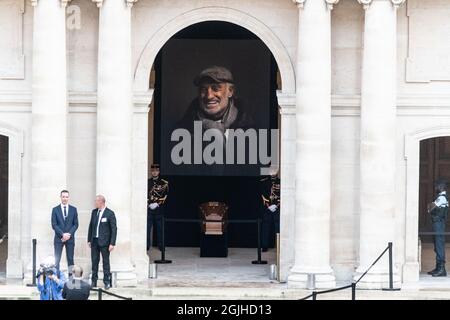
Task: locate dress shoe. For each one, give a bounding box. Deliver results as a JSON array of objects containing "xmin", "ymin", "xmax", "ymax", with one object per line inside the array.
[
  {"xmin": 104, "ymin": 283, "xmax": 111, "ymax": 290},
  {"xmin": 91, "ymin": 281, "xmax": 97, "ymax": 288},
  {"xmin": 262, "ymin": 248, "xmax": 268, "ymax": 252}
]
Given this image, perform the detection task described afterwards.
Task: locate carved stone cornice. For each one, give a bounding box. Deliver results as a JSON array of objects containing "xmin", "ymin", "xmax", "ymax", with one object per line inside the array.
[
  {"xmin": 357, "ymin": 0, "xmax": 406, "ymax": 10},
  {"xmin": 92, "ymin": 0, "xmax": 103, "ymax": 8},
  {"xmin": 60, "ymin": 0, "xmax": 71, "ymax": 7},
  {"xmin": 325, "ymin": 0, "xmax": 340, "ymax": 10},
  {"xmin": 390, "ymin": 0, "xmax": 406, "ymax": 8},
  {"xmin": 91, "ymin": 0, "xmax": 138, "ymax": 8},
  {"xmin": 292, "ymin": 0, "xmax": 339, "ymax": 10},
  {"xmin": 292, "ymin": 0, "xmax": 306, "ymax": 8},
  {"xmin": 30, "ymin": 0, "xmax": 72, "ymax": 7},
  {"xmin": 126, "ymin": 0, "xmax": 138, "ymax": 7}
]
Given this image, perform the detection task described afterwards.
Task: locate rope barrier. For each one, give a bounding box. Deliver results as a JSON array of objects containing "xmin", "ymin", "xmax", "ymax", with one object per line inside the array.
[
  {"xmin": 156, "ymin": 216, "xmax": 267, "ymax": 264},
  {"xmin": 90, "ymin": 288, "xmax": 132, "ymax": 300},
  {"xmin": 419, "ymin": 232, "xmax": 450, "ymax": 235},
  {"xmin": 355, "ymin": 245, "xmax": 389, "ymax": 284},
  {"xmin": 299, "ymin": 242, "xmax": 398, "ymax": 300},
  {"xmin": 165, "ymin": 218, "xmax": 258, "ymax": 224}
]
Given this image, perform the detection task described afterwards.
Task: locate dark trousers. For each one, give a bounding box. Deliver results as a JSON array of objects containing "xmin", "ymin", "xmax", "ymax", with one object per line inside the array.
[
  {"xmin": 54, "ymin": 241, "xmax": 74, "ymax": 271},
  {"xmin": 147, "ymin": 206, "xmax": 164, "ymax": 251},
  {"xmin": 260, "ymin": 207, "xmax": 280, "ymax": 249},
  {"xmin": 432, "ymin": 216, "xmax": 446, "ymax": 265},
  {"xmin": 91, "ymin": 238, "xmax": 111, "ymax": 285}
]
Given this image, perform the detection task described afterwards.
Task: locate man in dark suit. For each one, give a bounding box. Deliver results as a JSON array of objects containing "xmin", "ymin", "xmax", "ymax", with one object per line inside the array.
[
  {"xmin": 51, "ymin": 190, "xmax": 79, "ymax": 271},
  {"xmin": 87, "ymin": 195, "xmax": 117, "ymax": 290},
  {"xmin": 62, "ymin": 265, "xmax": 91, "ymax": 300}
]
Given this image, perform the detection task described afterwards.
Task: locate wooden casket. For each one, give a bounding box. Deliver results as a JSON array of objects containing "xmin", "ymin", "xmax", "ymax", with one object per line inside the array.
[
  {"xmin": 199, "ymin": 202, "xmax": 228, "ymax": 257},
  {"xmin": 199, "ymin": 202, "xmax": 228, "ymax": 235}
]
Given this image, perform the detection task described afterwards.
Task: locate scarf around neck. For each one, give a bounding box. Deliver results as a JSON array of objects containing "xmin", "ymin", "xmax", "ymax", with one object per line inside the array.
[{"xmin": 196, "ymin": 99, "xmax": 238, "ymax": 134}]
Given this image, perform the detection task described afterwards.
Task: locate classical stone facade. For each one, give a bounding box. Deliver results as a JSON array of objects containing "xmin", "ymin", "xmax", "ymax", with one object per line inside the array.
[{"xmin": 0, "ymin": 0, "xmax": 449, "ymax": 289}]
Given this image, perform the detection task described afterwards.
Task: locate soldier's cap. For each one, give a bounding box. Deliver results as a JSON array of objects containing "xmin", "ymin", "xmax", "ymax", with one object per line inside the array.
[
  {"xmin": 150, "ymin": 164, "xmax": 160, "ymax": 169},
  {"xmin": 193, "ymin": 66, "xmax": 234, "ymax": 86},
  {"xmin": 435, "ymin": 179, "xmax": 448, "ymax": 189}
]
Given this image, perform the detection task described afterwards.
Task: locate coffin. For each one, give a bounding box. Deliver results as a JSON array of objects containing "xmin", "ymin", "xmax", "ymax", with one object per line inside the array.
[{"xmin": 199, "ymin": 202, "xmax": 228, "ymax": 235}]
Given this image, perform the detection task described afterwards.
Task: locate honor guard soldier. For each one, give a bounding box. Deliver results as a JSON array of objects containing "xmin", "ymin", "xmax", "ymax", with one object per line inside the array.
[
  {"xmin": 259, "ymin": 167, "xmax": 280, "ymax": 252},
  {"xmin": 427, "ymin": 179, "xmax": 449, "ymax": 277},
  {"xmin": 147, "ymin": 164, "xmax": 169, "ymax": 252}
]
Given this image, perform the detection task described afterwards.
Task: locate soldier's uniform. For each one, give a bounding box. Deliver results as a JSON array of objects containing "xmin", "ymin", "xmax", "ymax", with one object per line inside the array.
[
  {"xmin": 429, "ymin": 188, "xmax": 449, "ymax": 276},
  {"xmin": 147, "ymin": 174, "xmax": 169, "ymax": 251},
  {"xmin": 259, "ymin": 175, "xmax": 280, "ymax": 251}
]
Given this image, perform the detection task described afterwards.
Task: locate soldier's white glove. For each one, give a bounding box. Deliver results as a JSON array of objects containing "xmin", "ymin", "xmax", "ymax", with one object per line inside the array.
[
  {"xmin": 149, "ymin": 203, "xmax": 159, "ymax": 210},
  {"xmin": 268, "ymin": 204, "xmax": 278, "ymax": 212}
]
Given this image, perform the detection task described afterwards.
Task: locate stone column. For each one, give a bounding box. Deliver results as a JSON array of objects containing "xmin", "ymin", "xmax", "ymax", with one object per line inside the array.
[
  {"xmin": 277, "ymin": 92, "xmax": 296, "ymax": 282},
  {"xmin": 288, "ymin": 0, "xmax": 337, "ymax": 289},
  {"xmin": 30, "ymin": 0, "xmax": 70, "ymax": 262},
  {"xmin": 93, "ymin": 0, "xmax": 137, "ymax": 285},
  {"xmin": 355, "ymin": 0, "xmax": 404, "ymax": 288}
]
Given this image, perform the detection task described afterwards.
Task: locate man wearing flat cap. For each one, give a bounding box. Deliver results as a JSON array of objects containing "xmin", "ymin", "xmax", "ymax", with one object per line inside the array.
[{"xmin": 177, "ymin": 66, "xmax": 254, "ymax": 134}]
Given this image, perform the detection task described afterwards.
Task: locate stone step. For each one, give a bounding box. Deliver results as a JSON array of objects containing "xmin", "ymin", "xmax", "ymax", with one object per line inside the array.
[
  {"xmin": 1, "ymin": 282, "xmax": 450, "ymax": 300},
  {"xmin": 92, "ymin": 285, "xmax": 450, "ymax": 300},
  {"xmin": 0, "ymin": 285, "xmax": 37, "ymax": 300}
]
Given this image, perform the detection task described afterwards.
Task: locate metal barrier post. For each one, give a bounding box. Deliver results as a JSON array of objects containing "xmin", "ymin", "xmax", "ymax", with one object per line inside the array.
[
  {"xmin": 27, "ymin": 239, "xmax": 37, "ymax": 287},
  {"xmin": 351, "ymin": 282, "xmax": 356, "ymax": 300},
  {"xmin": 382, "ymin": 242, "xmax": 400, "ymax": 291},
  {"xmin": 312, "ymin": 292, "xmax": 317, "ymax": 300},
  {"xmin": 306, "ymin": 274, "xmax": 316, "ymax": 290},
  {"xmin": 155, "ymin": 214, "xmax": 172, "ymax": 264},
  {"xmin": 252, "ymin": 218, "xmax": 267, "ymax": 264},
  {"xmin": 98, "ymin": 288, "xmax": 103, "ymax": 300},
  {"xmin": 111, "ymin": 272, "xmax": 117, "ymax": 288}
]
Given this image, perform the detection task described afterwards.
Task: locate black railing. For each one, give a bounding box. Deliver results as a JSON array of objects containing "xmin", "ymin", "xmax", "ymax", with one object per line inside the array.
[
  {"xmin": 26, "ymin": 238, "xmax": 37, "ymax": 287},
  {"xmin": 299, "ymin": 242, "xmax": 399, "ymax": 300},
  {"xmin": 154, "ymin": 216, "xmax": 267, "ymax": 264},
  {"xmin": 90, "ymin": 288, "xmax": 132, "ymax": 300}
]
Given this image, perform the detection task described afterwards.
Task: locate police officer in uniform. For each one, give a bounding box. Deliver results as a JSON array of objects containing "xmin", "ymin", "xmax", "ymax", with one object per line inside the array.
[
  {"xmin": 147, "ymin": 164, "xmax": 169, "ymax": 252},
  {"xmin": 259, "ymin": 168, "xmax": 280, "ymax": 252},
  {"xmin": 427, "ymin": 179, "xmax": 449, "ymax": 277}
]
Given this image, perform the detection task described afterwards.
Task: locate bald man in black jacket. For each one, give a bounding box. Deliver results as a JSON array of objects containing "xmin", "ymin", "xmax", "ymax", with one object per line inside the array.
[
  {"xmin": 87, "ymin": 195, "xmax": 117, "ymax": 290},
  {"xmin": 62, "ymin": 265, "xmax": 91, "ymax": 300}
]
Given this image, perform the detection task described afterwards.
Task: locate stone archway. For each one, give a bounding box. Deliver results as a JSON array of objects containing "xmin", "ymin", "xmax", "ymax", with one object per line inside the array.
[
  {"xmin": 0, "ymin": 122, "xmax": 24, "ymax": 279},
  {"xmin": 133, "ymin": 6, "xmax": 296, "ymax": 94},
  {"xmin": 131, "ymin": 6, "xmax": 297, "ymax": 281},
  {"xmin": 403, "ymin": 126, "xmax": 450, "ymax": 282}
]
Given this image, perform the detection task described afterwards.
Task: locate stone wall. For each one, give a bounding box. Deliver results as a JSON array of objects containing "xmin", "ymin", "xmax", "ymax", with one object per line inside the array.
[{"xmin": 0, "ymin": 0, "xmax": 449, "ymax": 283}]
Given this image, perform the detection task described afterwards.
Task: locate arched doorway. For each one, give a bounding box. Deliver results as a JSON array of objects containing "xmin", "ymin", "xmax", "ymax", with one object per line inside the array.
[
  {"xmin": 133, "ymin": 7, "xmax": 295, "ymax": 94},
  {"xmin": 132, "ymin": 6, "xmax": 296, "ymax": 282},
  {"xmin": 145, "ymin": 20, "xmax": 283, "ymax": 281},
  {"xmin": 0, "ymin": 122, "xmax": 23, "ymax": 279},
  {"xmin": 419, "ymin": 136, "xmax": 450, "ymax": 274}
]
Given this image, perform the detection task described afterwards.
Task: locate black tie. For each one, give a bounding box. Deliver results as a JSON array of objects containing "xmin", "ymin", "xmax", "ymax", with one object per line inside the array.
[
  {"xmin": 93, "ymin": 210, "xmax": 101, "ymax": 238},
  {"xmin": 63, "ymin": 206, "xmax": 67, "ymax": 220}
]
